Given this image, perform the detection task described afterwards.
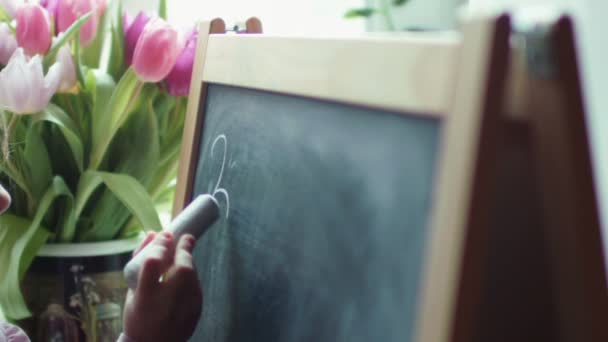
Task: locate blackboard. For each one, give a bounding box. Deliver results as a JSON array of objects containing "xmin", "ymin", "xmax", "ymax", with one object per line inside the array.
[{"xmin": 189, "ymin": 84, "xmax": 441, "ymax": 341}]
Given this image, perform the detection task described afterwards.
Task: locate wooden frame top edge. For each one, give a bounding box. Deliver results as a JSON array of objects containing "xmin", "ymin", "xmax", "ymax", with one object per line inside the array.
[
  {"xmin": 208, "ymin": 31, "xmax": 461, "ymax": 44},
  {"xmin": 201, "ymin": 33, "xmax": 462, "ymax": 116}
]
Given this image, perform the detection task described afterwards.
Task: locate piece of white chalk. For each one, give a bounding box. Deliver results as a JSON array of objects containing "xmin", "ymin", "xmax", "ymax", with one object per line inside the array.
[{"xmin": 123, "ymin": 194, "xmax": 220, "ymax": 289}]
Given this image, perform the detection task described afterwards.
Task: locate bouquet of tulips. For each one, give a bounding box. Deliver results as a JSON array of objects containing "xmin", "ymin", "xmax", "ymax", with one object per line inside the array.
[{"xmin": 0, "ymin": 0, "xmax": 198, "ymax": 319}]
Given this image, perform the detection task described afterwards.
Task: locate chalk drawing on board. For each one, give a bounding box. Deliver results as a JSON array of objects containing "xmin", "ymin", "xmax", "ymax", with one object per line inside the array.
[{"xmin": 210, "ymin": 134, "xmax": 231, "ymax": 219}]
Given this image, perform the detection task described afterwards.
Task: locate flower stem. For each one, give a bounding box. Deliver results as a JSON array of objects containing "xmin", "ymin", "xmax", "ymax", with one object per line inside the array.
[{"xmin": 0, "ymin": 114, "xmax": 36, "ymax": 214}]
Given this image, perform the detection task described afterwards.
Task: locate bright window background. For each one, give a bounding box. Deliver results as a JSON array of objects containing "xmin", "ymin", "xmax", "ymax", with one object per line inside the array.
[
  {"xmin": 124, "ymin": 0, "xmax": 366, "ymax": 34},
  {"xmin": 366, "ymin": 0, "xmax": 466, "ymax": 30}
]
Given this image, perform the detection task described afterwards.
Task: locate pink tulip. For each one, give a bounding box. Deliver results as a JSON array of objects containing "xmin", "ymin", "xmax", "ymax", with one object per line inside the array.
[
  {"xmin": 124, "ymin": 11, "xmax": 151, "ymax": 65},
  {"xmin": 0, "ymin": 48, "xmax": 62, "ymax": 114},
  {"xmin": 164, "ymin": 28, "xmax": 198, "ymax": 97},
  {"xmin": 0, "ymin": 23, "xmax": 17, "ymax": 65},
  {"xmin": 57, "ymin": 0, "xmax": 99, "ymax": 46},
  {"xmin": 15, "ymin": 4, "xmax": 52, "ymax": 56},
  {"xmin": 132, "ymin": 18, "xmax": 183, "ymax": 83}
]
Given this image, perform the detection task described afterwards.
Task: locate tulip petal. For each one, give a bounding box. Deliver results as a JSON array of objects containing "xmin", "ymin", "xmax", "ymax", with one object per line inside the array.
[
  {"xmin": 165, "ymin": 28, "xmax": 197, "ymax": 97},
  {"xmin": 15, "ymin": 4, "xmax": 52, "ymax": 56},
  {"xmin": 57, "ymin": 0, "xmax": 99, "ymax": 46},
  {"xmin": 56, "ymin": 45, "xmax": 77, "ymax": 93},
  {"xmin": 43, "ymin": 62, "xmax": 62, "ymax": 104},
  {"xmin": 0, "ymin": 0, "xmax": 18, "ymax": 17},
  {"xmin": 0, "ymin": 23, "xmax": 17, "ymax": 65},
  {"xmin": 0, "ymin": 48, "xmax": 61, "ymax": 114},
  {"xmin": 132, "ymin": 18, "xmax": 182, "ymax": 83},
  {"xmin": 124, "ymin": 11, "xmax": 151, "ymax": 66}
]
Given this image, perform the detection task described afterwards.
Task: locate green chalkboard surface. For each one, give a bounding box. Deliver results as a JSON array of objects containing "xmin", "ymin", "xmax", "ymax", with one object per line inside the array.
[{"xmin": 190, "ymin": 84, "xmax": 441, "ymax": 341}]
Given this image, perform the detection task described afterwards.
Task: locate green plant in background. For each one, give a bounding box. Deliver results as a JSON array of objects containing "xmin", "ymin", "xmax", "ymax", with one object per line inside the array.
[
  {"xmin": 345, "ymin": 0, "xmax": 411, "ymax": 31},
  {"xmin": 0, "ymin": 0, "xmax": 197, "ymax": 321}
]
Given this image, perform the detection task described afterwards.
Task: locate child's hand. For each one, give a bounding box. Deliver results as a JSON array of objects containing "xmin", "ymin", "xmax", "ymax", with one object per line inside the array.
[{"xmin": 123, "ymin": 231, "xmax": 203, "ymax": 342}]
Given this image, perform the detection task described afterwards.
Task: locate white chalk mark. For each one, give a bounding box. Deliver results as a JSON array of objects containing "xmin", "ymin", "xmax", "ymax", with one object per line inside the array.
[
  {"xmin": 211, "ymin": 134, "xmax": 227, "ymax": 193},
  {"xmin": 209, "ymin": 134, "xmax": 232, "ymax": 219},
  {"xmin": 213, "ymin": 188, "xmax": 230, "ymax": 219}
]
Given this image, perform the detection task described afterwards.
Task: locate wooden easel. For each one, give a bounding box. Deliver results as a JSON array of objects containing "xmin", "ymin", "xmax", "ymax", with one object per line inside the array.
[
  {"xmin": 174, "ymin": 17, "xmax": 263, "ymax": 216},
  {"xmin": 524, "ymin": 16, "xmax": 608, "ymax": 342},
  {"xmin": 176, "ymin": 12, "xmax": 519, "ymax": 342},
  {"xmin": 473, "ymin": 14, "xmax": 608, "ymax": 342},
  {"xmin": 171, "ymin": 12, "xmax": 607, "ymax": 342},
  {"xmin": 422, "ymin": 12, "xmax": 608, "ymax": 342}
]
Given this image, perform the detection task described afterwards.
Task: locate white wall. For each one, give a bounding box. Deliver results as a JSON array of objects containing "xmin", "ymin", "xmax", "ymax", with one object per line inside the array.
[{"xmin": 124, "ymin": 0, "xmax": 365, "ymax": 34}]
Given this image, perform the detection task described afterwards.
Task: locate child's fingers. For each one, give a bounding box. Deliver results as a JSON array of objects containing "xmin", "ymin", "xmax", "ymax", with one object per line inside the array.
[
  {"xmin": 137, "ymin": 232, "xmax": 176, "ymax": 296},
  {"xmin": 174, "ymin": 234, "xmax": 196, "ymax": 269},
  {"xmin": 133, "ymin": 232, "xmax": 157, "ymax": 256},
  {"xmin": 165, "ymin": 234, "xmax": 197, "ymax": 285},
  {"xmin": 179, "ymin": 234, "xmax": 196, "ymax": 254}
]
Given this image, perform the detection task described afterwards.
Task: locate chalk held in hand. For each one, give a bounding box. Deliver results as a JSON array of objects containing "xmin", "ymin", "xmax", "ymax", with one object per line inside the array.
[{"xmin": 124, "ymin": 194, "xmax": 220, "ymax": 289}]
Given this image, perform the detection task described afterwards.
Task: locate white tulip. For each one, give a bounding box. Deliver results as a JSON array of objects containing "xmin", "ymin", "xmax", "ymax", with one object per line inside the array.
[
  {"xmin": 0, "ymin": 48, "xmax": 62, "ymax": 114},
  {"xmin": 56, "ymin": 44, "xmax": 77, "ymax": 93},
  {"xmin": 0, "ymin": 23, "xmax": 17, "ymax": 65},
  {"xmin": 0, "ymin": 0, "xmax": 19, "ymax": 17}
]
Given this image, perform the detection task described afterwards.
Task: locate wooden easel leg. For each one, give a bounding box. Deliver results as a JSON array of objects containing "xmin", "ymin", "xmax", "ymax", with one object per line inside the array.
[{"xmin": 528, "ymin": 16, "xmax": 608, "ymax": 342}]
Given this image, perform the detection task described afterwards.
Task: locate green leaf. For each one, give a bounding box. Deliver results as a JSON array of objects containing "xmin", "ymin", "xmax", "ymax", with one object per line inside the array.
[
  {"xmin": 86, "ymin": 69, "xmax": 115, "ymax": 167},
  {"xmin": 44, "ymin": 13, "xmax": 93, "ymax": 69},
  {"xmin": 393, "ymin": 0, "xmax": 409, "ymax": 5},
  {"xmin": 344, "ymin": 7, "xmax": 377, "ymax": 19},
  {"xmin": 23, "ymin": 125, "xmax": 52, "ymax": 203},
  {"xmin": 81, "ymin": 10, "xmax": 108, "ymax": 68},
  {"xmin": 90, "ymin": 68, "xmax": 142, "ymax": 170},
  {"xmin": 0, "ymin": 214, "xmax": 51, "ymax": 316},
  {"xmin": 159, "ymin": 0, "xmax": 168, "ymax": 19},
  {"xmin": 106, "ymin": 0, "xmax": 125, "ymax": 79},
  {"xmin": 84, "ymin": 105, "xmax": 161, "ymax": 240},
  {"xmin": 32, "ymin": 104, "xmax": 85, "ymax": 172},
  {"xmin": 0, "ymin": 4, "xmax": 10, "ymax": 22},
  {"xmin": 75, "ymin": 171, "xmax": 162, "ymax": 241},
  {"xmin": 0, "ymin": 177, "xmax": 73, "ymax": 319},
  {"xmin": 72, "ymin": 32, "xmax": 87, "ymax": 88}
]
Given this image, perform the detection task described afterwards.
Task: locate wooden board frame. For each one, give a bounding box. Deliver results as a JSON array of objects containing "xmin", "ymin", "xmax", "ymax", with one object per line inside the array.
[
  {"xmin": 416, "ymin": 13, "xmax": 511, "ymax": 342},
  {"xmin": 523, "ymin": 16, "xmax": 608, "ymax": 342},
  {"xmin": 173, "ymin": 18, "xmax": 258, "ymax": 215},
  {"xmin": 173, "ymin": 13, "xmax": 511, "ymax": 342}
]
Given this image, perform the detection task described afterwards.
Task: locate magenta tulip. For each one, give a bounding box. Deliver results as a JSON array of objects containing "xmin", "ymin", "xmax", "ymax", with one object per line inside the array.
[
  {"xmin": 124, "ymin": 11, "xmax": 151, "ymax": 66},
  {"xmin": 40, "ymin": 0, "xmax": 59, "ymax": 19},
  {"xmin": 15, "ymin": 4, "xmax": 52, "ymax": 56},
  {"xmin": 132, "ymin": 18, "xmax": 183, "ymax": 83},
  {"xmin": 164, "ymin": 29, "xmax": 198, "ymax": 97},
  {"xmin": 57, "ymin": 0, "xmax": 99, "ymax": 46}
]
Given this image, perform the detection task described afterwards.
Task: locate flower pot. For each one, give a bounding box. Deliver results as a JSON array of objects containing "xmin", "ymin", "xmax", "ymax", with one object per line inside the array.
[{"xmin": 15, "ymin": 236, "xmax": 141, "ymax": 342}]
